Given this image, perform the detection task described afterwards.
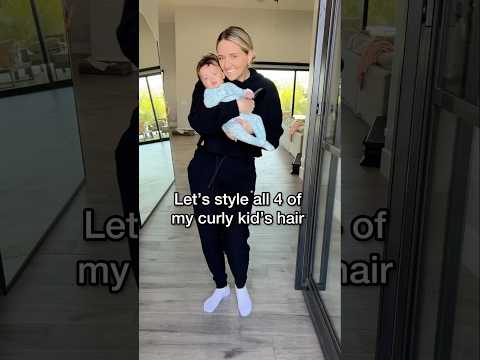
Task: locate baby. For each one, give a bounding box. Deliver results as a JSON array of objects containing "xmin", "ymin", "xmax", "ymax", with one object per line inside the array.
[{"xmin": 196, "ymin": 54, "xmax": 274, "ymax": 151}]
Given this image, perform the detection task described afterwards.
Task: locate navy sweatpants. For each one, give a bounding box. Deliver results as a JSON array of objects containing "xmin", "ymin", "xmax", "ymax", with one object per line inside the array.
[{"xmin": 187, "ymin": 147, "xmax": 256, "ymax": 288}]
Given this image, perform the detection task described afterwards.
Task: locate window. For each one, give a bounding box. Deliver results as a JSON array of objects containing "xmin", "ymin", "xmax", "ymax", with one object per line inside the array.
[
  {"xmin": 139, "ymin": 70, "xmax": 169, "ymax": 144},
  {"xmin": 255, "ymin": 64, "xmax": 309, "ymax": 118},
  {"xmin": 0, "ymin": 0, "xmax": 70, "ymax": 92}
]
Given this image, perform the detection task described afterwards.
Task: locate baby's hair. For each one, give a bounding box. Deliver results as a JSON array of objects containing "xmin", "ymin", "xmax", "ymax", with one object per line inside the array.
[{"xmin": 196, "ymin": 53, "xmax": 220, "ymax": 79}]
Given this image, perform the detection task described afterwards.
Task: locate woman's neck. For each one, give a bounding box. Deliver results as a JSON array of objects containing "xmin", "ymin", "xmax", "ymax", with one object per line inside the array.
[{"xmin": 237, "ymin": 69, "xmax": 251, "ymax": 82}]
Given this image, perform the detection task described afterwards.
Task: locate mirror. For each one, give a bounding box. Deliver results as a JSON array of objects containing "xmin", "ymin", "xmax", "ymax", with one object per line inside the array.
[
  {"xmin": 139, "ymin": 13, "xmax": 175, "ymax": 225},
  {"xmin": 0, "ymin": 0, "xmax": 84, "ymax": 293}
]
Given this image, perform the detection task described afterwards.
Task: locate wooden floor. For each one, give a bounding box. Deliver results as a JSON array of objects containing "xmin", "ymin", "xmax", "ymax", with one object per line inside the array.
[
  {"xmin": 0, "ymin": 57, "xmax": 138, "ymax": 360},
  {"xmin": 140, "ymin": 134, "xmax": 324, "ymax": 360}
]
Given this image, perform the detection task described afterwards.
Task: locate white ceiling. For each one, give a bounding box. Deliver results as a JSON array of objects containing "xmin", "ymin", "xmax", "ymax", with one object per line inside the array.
[{"xmin": 155, "ymin": 0, "xmax": 315, "ymax": 23}]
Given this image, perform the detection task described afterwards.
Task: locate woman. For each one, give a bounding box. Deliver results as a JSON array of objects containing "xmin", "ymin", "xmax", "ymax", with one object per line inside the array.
[{"xmin": 187, "ymin": 26, "xmax": 283, "ymax": 316}]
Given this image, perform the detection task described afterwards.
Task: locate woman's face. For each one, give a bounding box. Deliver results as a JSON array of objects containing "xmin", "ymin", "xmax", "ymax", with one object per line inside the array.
[{"xmin": 217, "ymin": 39, "xmax": 253, "ymax": 82}]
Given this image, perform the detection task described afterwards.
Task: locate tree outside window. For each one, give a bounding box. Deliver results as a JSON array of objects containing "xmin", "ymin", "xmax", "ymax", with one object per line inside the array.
[
  {"xmin": 257, "ymin": 69, "xmax": 309, "ymax": 118},
  {"xmin": 139, "ymin": 72, "xmax": 169, "ymax": 144}
]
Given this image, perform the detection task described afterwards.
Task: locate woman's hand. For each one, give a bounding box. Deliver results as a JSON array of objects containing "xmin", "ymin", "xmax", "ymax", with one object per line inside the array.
[
  {"xmin": 236, "ymin": 118, "xmax": 254, "ymax": 134},
  {"xmin": 236, "ymin": 97, "xmax": 255, "ymax": 114}
]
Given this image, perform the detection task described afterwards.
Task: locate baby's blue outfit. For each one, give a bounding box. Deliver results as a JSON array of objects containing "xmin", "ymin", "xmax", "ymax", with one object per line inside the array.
[{"xmin": 204, "ymin": 82, "xmax": 274, "ymax": 151}]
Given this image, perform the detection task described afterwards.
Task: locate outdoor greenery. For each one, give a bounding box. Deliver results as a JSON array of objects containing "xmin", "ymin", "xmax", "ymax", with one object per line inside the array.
[
  {"xmin": 258, "ymin": 69, "xmax": 309, "ymax": 117},
  {"xmin": 367, "ymin": 0, "xmax": 396, "ymax": 27},
  {"xmin": 342, "ymin": 0, "xmax": 396, "ymax": 30},
  {"xmin": 139, "ymin": 76, "xmax": 167, "ymax": 137},
  {"xmin": 0, "ymin": 0, "xmax": 65, "ymax": 44}
]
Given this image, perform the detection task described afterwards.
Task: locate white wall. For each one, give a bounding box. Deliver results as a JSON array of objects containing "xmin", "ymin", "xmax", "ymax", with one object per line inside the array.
[
  {"xmin": 140, "ymin": 0, "xmax": 159, "ymax": 41},
  {"xmin": 158, "ymin": 22, "xmax": 177, "ymax": 128},
  {"xmin": 172, "ymin": 6, "xmax": 314, "ymax": 130},
  {"xmin": 140, "ymin": 14, "xmax": 158, "ymax": 69}
]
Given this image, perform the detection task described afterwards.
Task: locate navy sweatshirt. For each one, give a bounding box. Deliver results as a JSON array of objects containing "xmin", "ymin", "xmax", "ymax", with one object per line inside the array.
[{"xmin": 188, "ymin": 68, "xmax": 284, "ymax": 158}]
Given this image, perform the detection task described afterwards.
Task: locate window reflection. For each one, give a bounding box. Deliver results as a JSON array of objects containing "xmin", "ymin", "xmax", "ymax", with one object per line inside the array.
[{"xmin": 0, "ymin": 0, "xmax": 70, "ymax": 91}]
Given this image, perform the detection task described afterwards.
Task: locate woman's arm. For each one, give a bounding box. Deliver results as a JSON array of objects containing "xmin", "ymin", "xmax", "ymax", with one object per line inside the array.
[{"xmin": 188, "ymin": 80, "xmax": 239, "ymax": 135}]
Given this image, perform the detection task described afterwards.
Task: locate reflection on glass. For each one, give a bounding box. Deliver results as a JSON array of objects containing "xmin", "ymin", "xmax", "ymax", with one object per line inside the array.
[
  {"xmin": 450, "ymin": 128, "xmax": 479, "ymax": 359},
  {"xmin": 322, "ymin": 159, "xmax": 341, "ymax": 338},
  {"xmin": 35, "ymin": 0, "xmax": 71, "ymax": 81},
  {"xmin": 0, "ymin": 0, "xmax": 51, "ymax": 90},
  {"xmin": 414, "ymin": 111, "xmax": 479, "ymax": 358},
  {"xmin": 367, "ymin": 0, "xmax": 396, "ymax": 27},
  {"xmin": 440, "ymin": 0, "xmax": 479, "ymax": 105},
  {"xmin": 342, "ymin": 0, "xmax": 364, "ymax": 31}
]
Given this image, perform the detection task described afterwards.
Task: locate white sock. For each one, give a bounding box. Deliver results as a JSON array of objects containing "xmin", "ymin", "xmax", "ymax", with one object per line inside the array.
[
  {"xmin": 235, "ymin": 285, "xmax": 252, "ymax": 317},
  {"xmin": 203, "ymin": 286, "xmax": 230, "ymax": 313}
]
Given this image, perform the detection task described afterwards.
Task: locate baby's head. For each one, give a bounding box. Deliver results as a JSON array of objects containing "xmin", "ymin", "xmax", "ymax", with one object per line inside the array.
[{"xmin": 196, "ymin": 53, "xmax": 225, "ymax": 89}]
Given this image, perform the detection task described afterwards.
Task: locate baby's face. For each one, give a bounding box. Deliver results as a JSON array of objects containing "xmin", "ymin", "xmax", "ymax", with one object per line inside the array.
[{"xmin": 198, "ymin": 64, "xmax": 225, "ymax": 89}]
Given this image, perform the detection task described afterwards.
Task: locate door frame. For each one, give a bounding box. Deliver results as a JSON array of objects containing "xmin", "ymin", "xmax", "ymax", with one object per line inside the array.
[
  {"xmin": 376, "ymin": 0, "xmax": 479, "ymax": 358},
  {"xmin": 294, "ymin": 0, "xmax": 341, "ymax": 358}
]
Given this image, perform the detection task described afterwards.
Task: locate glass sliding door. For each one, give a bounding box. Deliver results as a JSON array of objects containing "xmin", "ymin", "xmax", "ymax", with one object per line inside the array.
[
  {"xmin": 295, "ymin": 0, "xmax": 341, "ymax": 358},
  {"xmin": 376, "ymin": 0, "xmax": 479, "ymax": 358},
  {"xmin": 411, "ymin": 0, "xmax": 479, "ymax": 358}
]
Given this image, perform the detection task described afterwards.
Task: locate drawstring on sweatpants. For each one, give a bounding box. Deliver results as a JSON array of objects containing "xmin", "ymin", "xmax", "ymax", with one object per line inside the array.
[{"xmin": 207, "ymin": 155, "xmax": 226, "ymax": 189}]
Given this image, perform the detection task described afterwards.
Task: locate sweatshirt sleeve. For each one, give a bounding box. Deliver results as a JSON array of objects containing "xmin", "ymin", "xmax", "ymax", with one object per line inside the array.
[
  {"xmin": 188, "ymin": 80, "xmax": 240, "ymax": 135},
  {"xmin": 222, "ymin": 82, "xmax": 245, "ymax": 99},
  {"xmin": 204, "ymin": 88, "xmax": 221, "ymax": 108},
  {"xmin": 263, "ymin": 82, "xmax": 284, "ymax": 149}
]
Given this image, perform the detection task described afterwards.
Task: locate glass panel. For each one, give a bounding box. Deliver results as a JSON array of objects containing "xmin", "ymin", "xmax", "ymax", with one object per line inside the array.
[
  {"xmin": 414, "ymin": 109, "xmax": 457, "ymax": 358},
  {"xmin": 413, "ymin": 110, "xmax": 479, "ymax": 359},
  {"xmin": 439, "ymin": 0, "xmax": 479, "ymax": 105},
  {"xmin": 313, "ymin": 153, "xmax": 341, "ymax": 338},
  {"xmin": 147, "ymin": 73, "xmax": 170, "ymax": 139},
  {"xmin": 35, "ymin": 0, "xmax": 71, "ymax": 81},
  {"xmin": 342, "ymin": 0, "xmax": 364, "ymax": 31},
  {"xmin": 450, "ymin": 127, "xmax": 479, "ymax": 359},
  {"xmin": 0, "ymin": 0, "xmax": 50, "ymax": 90},
  {"xmin": 0, "ymin": 2, "xmax": 83, "ymax": 288},
  {"xmin": 293, "ymin": 70, "xmax": 309, "ymax": 118},
  {"xmin": 139, "ymin": 76, "xmax": 160, "ymax": 143},
  {"xmin": 257, "ymin": 69, "xmax": 295, "ymax": 116},
  {"xmin": 367, "ymin": 0, "xmax": 396, "ymax": 27}
]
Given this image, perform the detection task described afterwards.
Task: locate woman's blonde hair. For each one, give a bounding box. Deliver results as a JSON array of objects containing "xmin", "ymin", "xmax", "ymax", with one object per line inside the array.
[{"xmin": 216, "ymin": 26, "xmax": 256, "ymax": 62}]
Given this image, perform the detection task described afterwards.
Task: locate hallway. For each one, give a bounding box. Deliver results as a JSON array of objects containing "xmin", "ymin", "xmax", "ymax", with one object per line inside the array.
[{"xmin": 139, "ymin": 135, "xmax": 323, "ymax": 360}]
